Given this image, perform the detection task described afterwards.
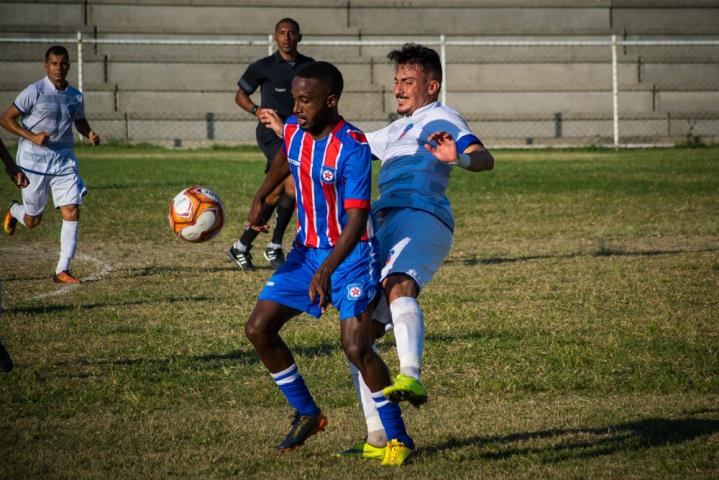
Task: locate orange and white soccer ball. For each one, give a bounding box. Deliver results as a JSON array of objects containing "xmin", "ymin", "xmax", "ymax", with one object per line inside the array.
[{"xmin": 169, "ymin": 186, "xmax": 226, "ymax": 243}]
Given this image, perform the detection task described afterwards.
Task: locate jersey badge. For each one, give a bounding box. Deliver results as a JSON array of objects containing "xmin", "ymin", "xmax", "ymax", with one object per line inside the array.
[
  {"xmin": 346, "ymin": 283, "xmax": 363, "ymax": 300},
  {"xmin": 398, "ymin": 123, "xmax": 414, "ymax": 140},
  {"xmin": 320, "ymin": 166, "xmax": 336, "ymax": 184}
]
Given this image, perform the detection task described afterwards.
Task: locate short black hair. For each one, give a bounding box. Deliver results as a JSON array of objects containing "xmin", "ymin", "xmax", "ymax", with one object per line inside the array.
[
  {"xmin": 295, "ymin": 61, "xmax": 344, "ymax": 98},
  {"xmin": 45, "ymin": 45, "xmax": 69, "ymax": 62},
  {"xmin": 387, "ymin": 43, "xmax": 442, "ymax": 82},
  {"xmin": 275, "ymin": 18, "xmax": 300, "ymax": 33}
]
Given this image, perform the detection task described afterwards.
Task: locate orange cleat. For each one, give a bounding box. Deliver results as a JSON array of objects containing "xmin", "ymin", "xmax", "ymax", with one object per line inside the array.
[
  {"xmin": 53, "ymin": 270, "xmax": 81, "ymax": 284},
  {"xmin": 2, "ymin": 201, "xmax": 18, "ymax": 236}
]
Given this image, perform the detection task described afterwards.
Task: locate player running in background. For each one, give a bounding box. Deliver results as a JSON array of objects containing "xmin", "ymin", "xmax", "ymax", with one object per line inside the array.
[
  {"xmin": 228, "ymin": 18, "xmax": 314, "ymax": 271},
  {"xmin": 243, "ymin": 61, "xmax": 414, "ymax": 466},
  {"xmin": 1, "ymin": 45, "xmax": 100, "ymax": 284}
]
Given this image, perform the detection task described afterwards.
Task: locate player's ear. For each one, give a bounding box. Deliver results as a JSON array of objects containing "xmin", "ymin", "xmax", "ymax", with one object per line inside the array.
[
  {"xmin": 326, "ymin": 94, "xmax": 338, "ymax": 109},
  {"xmin": 428, "ymin": 79, "xmax": 440, "ymax": 96}
]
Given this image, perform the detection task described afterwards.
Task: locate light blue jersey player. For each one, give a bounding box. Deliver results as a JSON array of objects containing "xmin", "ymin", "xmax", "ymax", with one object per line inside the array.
[
  {"xmin": 1, "ymin": 45, "xmax": 100, "ymax": 284},
  {"xmin": 342, "ymin": 44, "xmax": 495, "ymax": 458}
]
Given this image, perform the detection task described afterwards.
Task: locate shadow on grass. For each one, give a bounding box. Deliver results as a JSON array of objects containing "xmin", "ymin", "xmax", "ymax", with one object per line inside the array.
[
  {"xmin": 419, "ymin": 415, "xmax": 719, "ymax": 462},
  {"xmin": 127, "ymin": 265, "xmax": 274, "ymax": 277},
  {"xmin": 7, "ymin": 295, "xmax": 214, "ymax": 315},
  {"xmin": 457, "ymin": 246, "xmax": 719, "ymax": 266},
  {"xmin": 47, "ymin": 339, "xmax": 341, "ymax": 374}
]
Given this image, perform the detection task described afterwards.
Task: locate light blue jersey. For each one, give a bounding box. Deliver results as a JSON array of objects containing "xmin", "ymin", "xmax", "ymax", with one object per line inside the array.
[
  {"xmin": 366, "ymin": 102, "xmax": 481, "ymax": 231},
  {"xmin": 13, "ymin": 76, "xmax": 85, "ymax": 175}
]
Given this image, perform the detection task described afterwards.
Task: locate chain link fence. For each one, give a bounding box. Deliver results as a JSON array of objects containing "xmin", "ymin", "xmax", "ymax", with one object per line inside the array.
[{"xmin": 1, "ymin": 35, "xmax": 717, "ymax": 147}]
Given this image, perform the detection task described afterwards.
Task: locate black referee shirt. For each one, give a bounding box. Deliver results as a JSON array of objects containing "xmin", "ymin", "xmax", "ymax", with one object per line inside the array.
[{"xmin": 238, "ymin": 51, "xmax": 314, "ymax": 142}]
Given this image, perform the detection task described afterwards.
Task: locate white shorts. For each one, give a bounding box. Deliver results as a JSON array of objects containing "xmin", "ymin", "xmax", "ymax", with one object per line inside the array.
[
  {"xmin": 375, "ymin": 207, "xmax": 453, "ymax": 291},
  {"xmin": 21, "ymin": 170, "xmax": 87, "ymax": 216}
]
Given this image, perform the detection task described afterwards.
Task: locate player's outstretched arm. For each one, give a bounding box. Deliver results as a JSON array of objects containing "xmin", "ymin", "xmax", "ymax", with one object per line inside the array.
[
  {"xmin": 0, "ymin": 138, "xmax": 28, "ymax": 188},
  {"xmin": 74, "ymin": 118, "xmax": 100, "ymax": 145},
  {"xmin": 258, "ymin": 109, "xmax": 283, "ymax": 138},
  {"xmin": 309, "ymin": 208, "xmax": 369, "ymax": 312},
  {"xmin": 424, "ymin": 131, "xmax": 494, "ymax": 172},
  {"xmin": 0, "ymin": 105, "xmax": 49, "ymax": 146},
  {"xmin": 247, "ymin": 149, "xmax": 291, "ymax": 232}
]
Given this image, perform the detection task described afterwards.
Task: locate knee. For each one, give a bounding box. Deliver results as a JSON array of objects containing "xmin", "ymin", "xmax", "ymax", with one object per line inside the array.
[
  {"xmin": 61, "ymin": 205, "xmax": 80, "ymax": 221},
  {"xmin": 383, "ymin": 274, "xmax": 418, "ymax": 301},
  {"xmin": 244, "ymin": 313, "xmax": 271, "ymax": 347},
  {"xmin": 25, "ymin": 214, "xmax": 42, "ymax": 228},
  {"xmin": 342, "ymin": 338, "xmax": 371, "ymax": 369}
]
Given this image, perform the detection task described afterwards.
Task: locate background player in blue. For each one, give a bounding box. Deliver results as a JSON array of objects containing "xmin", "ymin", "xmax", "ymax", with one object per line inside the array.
[
  {"xmin": 1, "ymin": 45, "xmax": 100, "ymax": 284},
  {"xmin": 228, "ymin": 18, "xmax": 314, "ymax": 271},
  {"xmin": 243, "ymin": 61, "xmax": 415, "ymax": 466}
]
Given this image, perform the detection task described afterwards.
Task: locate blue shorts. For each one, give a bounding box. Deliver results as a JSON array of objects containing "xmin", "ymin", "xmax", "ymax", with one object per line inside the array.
[{"xmin": 258, "ymin": 240, "xmax": 379, "ymax": 320}]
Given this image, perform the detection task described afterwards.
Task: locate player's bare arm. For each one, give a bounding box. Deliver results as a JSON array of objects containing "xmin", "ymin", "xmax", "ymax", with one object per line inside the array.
[
  {"xmin": 0, "ymin": 105, "xmax": 50, "ymax": 146},
  {"xmin": 424, "ymin": 131, "xmax": 494, "ymax": 172},
  {"xmin": 308, "ymin": 207, "xmax": 369, "ymax": 311},
  {"xmin": 0, "ymin": 139, "xmax": 29, "ymax": 188},
  {"xmin": 259, "ymin": 109, "xmax": 283, "ymax": 138},
  {"xmin": 247, "ymin": 149, "xmax": 291, "ymax": 231},
  {"xmin": 74, "ymin": 117, "xmax": 100, "ymax": 145}
]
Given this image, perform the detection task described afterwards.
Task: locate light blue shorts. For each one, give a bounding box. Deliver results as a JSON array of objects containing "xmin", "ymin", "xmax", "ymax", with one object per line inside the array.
[
  {"xmin": 375, "ymin": 207, "xmax": 452, "ymax": 291},
  {"xmin": 21, "ymin": 170, "xmax": 87, "ymax": 216},
  {"xmin": 258, "ymin": 240, "xmax": 379, "ymax": 320}
]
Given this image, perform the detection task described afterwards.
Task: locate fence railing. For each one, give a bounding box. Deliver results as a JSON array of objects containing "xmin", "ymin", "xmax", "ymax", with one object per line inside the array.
[{"xmin": 2, "ymin": 34, "xmax": 718, "ymax": 147}]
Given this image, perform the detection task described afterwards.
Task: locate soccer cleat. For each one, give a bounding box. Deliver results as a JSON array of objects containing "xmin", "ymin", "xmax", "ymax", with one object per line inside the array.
[
  {"xmin": 2, "ymin": 200, "xmax": 18, "ymax": 236},
  {"xmin": 383, "ymin": 373, "xmax": 428, "ymax": 408},
  {"xmin": 53, "ymin": 270, "xmax": 81, "ymax": 284},
  {"xmin": 277, "ymin": 410, "xmax": 328, "ymax": 453},
  {"xmin": 381, "ymin": 439, "xmax": 413, "ymax": 466},
  {"xmin": 263, "ymin": 246, "xmax": 285, "ymax": 269},
  {"xmin": 227, "ymin": 246, "xmax": 255, "ymax": 271},
  {"xmin": 338, "ymin": 440, "xmax": 386, "ymax": 459}
]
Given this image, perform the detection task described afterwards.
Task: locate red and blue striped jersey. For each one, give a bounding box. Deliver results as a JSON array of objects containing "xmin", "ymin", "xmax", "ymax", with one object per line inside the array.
[{"xmin": 282, "ymin": 116, "xmax": 372, "ymax": 249}]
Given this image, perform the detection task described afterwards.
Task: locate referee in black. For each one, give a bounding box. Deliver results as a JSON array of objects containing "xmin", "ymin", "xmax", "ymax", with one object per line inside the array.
[{"xmin": 228, "ymin": 18, "xmax": 314, "ymax": 271}]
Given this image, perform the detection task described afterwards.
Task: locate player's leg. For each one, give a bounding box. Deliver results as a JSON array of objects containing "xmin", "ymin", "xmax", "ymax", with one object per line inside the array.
[
  {"xmin": 265, "ymin": 175, "xmax": 295, "ymax": 268},
  {"xmin": 245, "ymin": 300, "xmax": 327, "ymax": 451},
  {"xmin": 340, "ymin": 310, "xmax": 414, "ymax": 465},
  {"xmin": 377, "ymin": 208, "xmax": 453, "ymax": 406},
  {"xmin": 3, "ymin": 171, "xmax": 47, "ymax": 234},
  {"xmin": 51, "ymin": 173, "xmax": 86, "ymax": 284}
]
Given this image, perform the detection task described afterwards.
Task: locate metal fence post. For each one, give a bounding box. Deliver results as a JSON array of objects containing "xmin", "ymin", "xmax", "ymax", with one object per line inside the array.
[
  {"xmin": 77, "ymin": 31, "xmax": 83, "ymax": 93},
  {"xmin": 611, "ymin": 34, "xmax": 619, "ymax": 148},
  {"xmin": 440, "ymin": 34, "xmax": 447, "ymax": 105}
]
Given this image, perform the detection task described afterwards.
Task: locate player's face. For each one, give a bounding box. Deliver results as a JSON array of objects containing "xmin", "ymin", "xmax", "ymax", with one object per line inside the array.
[
  {"xmin": 393, "ymin": 64, "xmax": 440, "ymax": 116},
  {"xmin": 274, "ymin": 22, "xmax": 301, "ymax": 56},
  {"xmin": 44, "ymin": 53, "xmax": 70, "ymax": 87},
  {"xmin": 292, "ymin": 76, "xmax": 336, "ymax": 136}
]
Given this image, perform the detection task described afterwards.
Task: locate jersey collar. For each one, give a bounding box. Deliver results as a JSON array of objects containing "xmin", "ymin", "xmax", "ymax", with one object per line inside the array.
[{"xmin": 407, "ymin": 101, "xmax": 441, "ymax": 119}]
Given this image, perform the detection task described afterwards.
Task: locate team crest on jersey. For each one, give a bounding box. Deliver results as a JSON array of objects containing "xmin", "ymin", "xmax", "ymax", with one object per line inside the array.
[
  {"xmin": 320, "ymin": 167, "xmax": 336, "ymax": 184},
  {"xmin": 398, "ymin": 123, "xmax": 414, "ymax": 140},
  {"xmin": 346, "ymin": 283, "xmax": 363, "ymax": 300}
]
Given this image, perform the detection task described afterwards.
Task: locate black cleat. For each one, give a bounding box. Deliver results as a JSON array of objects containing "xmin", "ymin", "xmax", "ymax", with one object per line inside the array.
[
  {"xmin": 263, "ymin": 246, "xmax": 286, "ymax": 269},
  {"xmin": 277, "ymin": 410, "xmax": 328, "ymax": 452},
  {"xmin": 227, "ymin": 246, "xmax": 255, "ymax": 271},
  {"xmin": 0, "ymin": 342, "xmax": 13, "ymax": 373}
]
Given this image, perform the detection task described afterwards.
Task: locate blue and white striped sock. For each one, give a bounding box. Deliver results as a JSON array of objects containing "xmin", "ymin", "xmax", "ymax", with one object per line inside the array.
[
  {"xmin": 372, "ymin": 390, "xmax": 414, "ymax": 449},
  {"xmin": 271, "ymin": 364, "xmax": 320, "ymax": 417}
]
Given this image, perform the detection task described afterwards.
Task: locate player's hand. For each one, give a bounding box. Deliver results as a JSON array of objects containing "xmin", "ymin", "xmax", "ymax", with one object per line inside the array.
[
  {"xmin": 5, "ymin": 165, "xmax": 29, "ymax": 188},
  {"xmin": 424, "ymin": 131, "xmax": 458, "ymax": 164},
  {"xmin": 246, "ymin": 197, "xmax": 269, "ymax": 233},
  {"xmin": 259, "ymin": 109, "xmax": 283, "ymax": 138},
  {"xmin": 309, "ymin": 266, "xmax": 332, "ymax": 313},
  {"xmin": 87, "ymin": 130, "xmax": 100, "ymax": 146},
  {"xmin": 30, "ymin": 131, "xmax": 50, "ymax": 146}
]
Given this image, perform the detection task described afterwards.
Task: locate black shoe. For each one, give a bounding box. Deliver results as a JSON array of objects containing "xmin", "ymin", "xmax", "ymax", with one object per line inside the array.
[
  {"xmin": 263, "ymin": 246, "xmax": 286, "ymax": 269},
  {"xmin": 277, "ymin": 410, "xmax": 328, "ymax": 452},
  {"xmin": 0, "ymin": 342, "xmax": 13, "ymax": 373},
  {"xmin": 227, "ymin": 246, "xmax": 255, "ymax": 271}
]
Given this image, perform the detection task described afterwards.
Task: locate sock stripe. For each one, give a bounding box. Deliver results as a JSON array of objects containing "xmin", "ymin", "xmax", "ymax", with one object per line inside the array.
[{"xmin": 271, "ymin": 364, "xmax": 298, "ymax": 382}]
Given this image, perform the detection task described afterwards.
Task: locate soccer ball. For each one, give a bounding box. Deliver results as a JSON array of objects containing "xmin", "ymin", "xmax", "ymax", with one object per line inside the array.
[{"xmin": 169, "ymin": 186, "xmax": 226, "ymax": 243}]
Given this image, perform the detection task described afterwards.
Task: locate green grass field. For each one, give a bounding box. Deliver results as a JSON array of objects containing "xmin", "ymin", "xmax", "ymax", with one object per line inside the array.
[{"xmin": 1, "ymin": 145, "xmax": 718, "ymax": 478}]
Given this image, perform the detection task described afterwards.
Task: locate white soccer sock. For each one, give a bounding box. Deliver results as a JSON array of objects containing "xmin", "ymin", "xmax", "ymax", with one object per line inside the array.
[
  {"xmin": 267, "ymin": 242, "xmax": 282, "ymax": 250},
  {"xmin": 56, "ymin": 220, "xmax": 78, "ymax": 274},
  {"xmin": 347, "ymin": 353, "xmax": 386, "ymax": 445},
  {"xmin": 390, "ymin": 296, "xmax": 424, "ymax": 380},
  {"xmin": 233, "ymin": 240, "xmax": 247, "ymax": 252},
  {"xmin": 10, "ymin": 203, "xmax": 27, "ymax": 227}
]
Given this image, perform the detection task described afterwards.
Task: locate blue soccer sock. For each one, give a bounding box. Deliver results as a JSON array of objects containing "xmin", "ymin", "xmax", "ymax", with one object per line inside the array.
[
  {"xmin": 372, "ymin": 390, "xmax": 414, "ymax": 449},
  {"xmin": 271, "ymin": 364, "xmax": 321, "ymax": 417}
]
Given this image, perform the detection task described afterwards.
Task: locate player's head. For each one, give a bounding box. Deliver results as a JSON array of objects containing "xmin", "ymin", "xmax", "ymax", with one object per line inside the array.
[
  {"xmin": 387, "ymin": 43, "xmax": 442, "ymax": 116},
  {"xmin": 292, "ymin": 61, "xmax": 343, "ymax": 136},
  {"xmin": 274, "ymin": 18, "xmax": 302, "ymax": 56},
  {"xmin": 44, "ymin": 45, "xmax": 70, "ymax": 87}
]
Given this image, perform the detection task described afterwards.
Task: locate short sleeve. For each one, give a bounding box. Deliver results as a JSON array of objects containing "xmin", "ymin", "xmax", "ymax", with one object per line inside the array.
[
  {"xmin": 342, "ymin": 144, "xmax": 372, "ymax": 210},
  {"xmin": 365, "ymin": 126, "xmax": 389, "ymax": 161},
  {"xmin": 238, "ymin": 61, "xmax": 264, "ymax": 95},
  {"xmin": 74, "ymin": 92, "xmax": 86, "ymax": 120},
  {"xmin": 448, "ymin": 111, "xmax": 482, "ymax": 152},
  {"xmin": 13, "ymin": 84, "xmax": 37, "ymax": 114}
]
